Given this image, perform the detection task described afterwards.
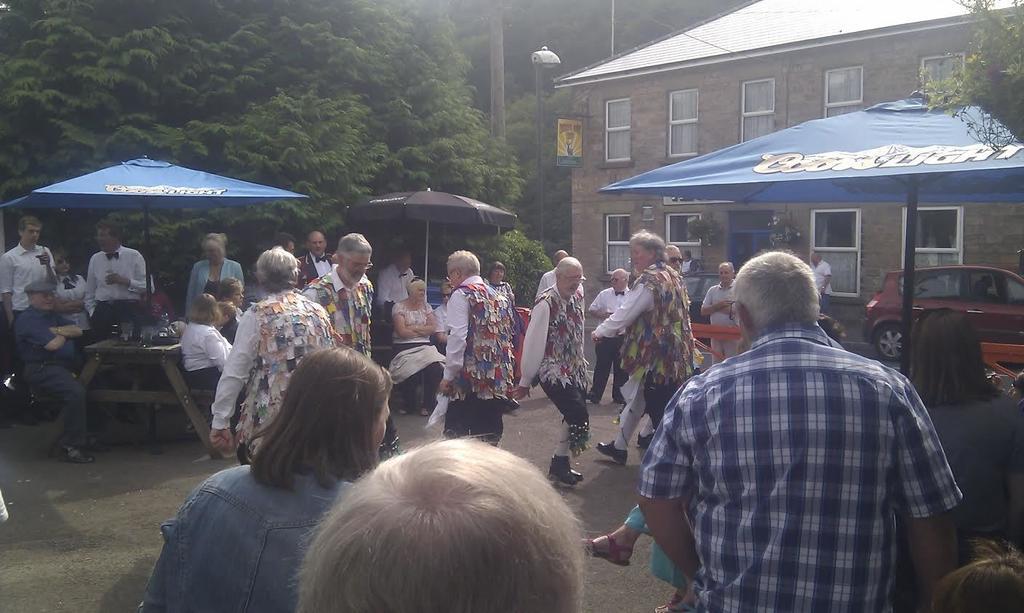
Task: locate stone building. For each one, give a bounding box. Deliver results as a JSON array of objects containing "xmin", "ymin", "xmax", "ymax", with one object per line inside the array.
[{"xmin": 555, "ymin": 0, "xmax": 1023, "ymax": 318}]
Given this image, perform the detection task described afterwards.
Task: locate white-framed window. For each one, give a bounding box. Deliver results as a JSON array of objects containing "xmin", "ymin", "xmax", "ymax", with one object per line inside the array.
[
  {"xmin": 824, "ymin": 66, "xmax": 863, "ymax": 117},
  {"xmin": 605, "ymin": 98, "xmax": 631, "ymax": 162},
  {"xmin": 668, "ymin": 89, "xmax": 698, "ymax": 157},
  {"xmin": 741, "ymin": 79, "xmax": 775, "ymax": 141},
  {"xmin": 605, "ymin": 214, "xmax": 631, "ymax": 273},
  {"xmin": 901, "ymin": 206, "xmax": 964, "ymax": 267},
  {"xmin": 811, "ymin": 209, "xmax": 861, "ymax": 297},
  {"xmin": 666, "ymin": 213, "xmax": 702, "ymax": 261},
  {"xmin": 921, "ymin": 53, "xmax": 965, "ymax": 84}
]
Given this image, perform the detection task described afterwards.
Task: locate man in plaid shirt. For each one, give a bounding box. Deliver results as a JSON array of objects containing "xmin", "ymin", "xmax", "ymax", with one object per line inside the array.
[{"xmin": 639, "ymin": 251, "xmax": 961, "ymax": 612}]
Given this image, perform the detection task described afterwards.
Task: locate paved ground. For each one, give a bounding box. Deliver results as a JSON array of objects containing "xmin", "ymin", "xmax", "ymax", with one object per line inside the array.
[{"xmin": 0, "ymin": 393, "xmax": 674, "ymax": 613}]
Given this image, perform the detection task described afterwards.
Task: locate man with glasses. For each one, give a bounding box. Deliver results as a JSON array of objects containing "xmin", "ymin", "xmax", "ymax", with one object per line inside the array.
[
  {"xmin": 302, "ymin": 233, "xmax": 399, "ymax": 456},
  {"xmin": 665, "ymin": 245, "xmax": 684, "ymax": 274},
  {"xmin": 701, "ymin": 262, "xmax": 739, "ymax": 364}
]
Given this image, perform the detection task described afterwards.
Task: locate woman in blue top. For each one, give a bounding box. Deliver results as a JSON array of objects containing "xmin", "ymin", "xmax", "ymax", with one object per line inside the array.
[
  {"xmin": 185, "ymin": 232, "xmax": 244, "ymax": 313},
  {"xmin": 140, "ymin": 347, "xmax": 392, "ymax": 613}
]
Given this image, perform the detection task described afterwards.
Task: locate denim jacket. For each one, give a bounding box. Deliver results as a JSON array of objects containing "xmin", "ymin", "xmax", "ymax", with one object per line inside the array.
[{"xmin": 141, "ymin": 465, "xmax": 348, "ymax": 613}]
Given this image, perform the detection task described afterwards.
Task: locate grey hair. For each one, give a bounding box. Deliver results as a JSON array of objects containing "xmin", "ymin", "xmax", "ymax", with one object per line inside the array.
[
  {"xmin": 256, "ymin": 247, "xmax": 299, "ymax": 292},
  {"xmin": 719, "ymin": 261, "xmax": 735, "ymax": 273},
  {"xmin": 202, "ymin": 232, "xmax": 227, "ymax": 257},
  {"xmin": 733, "ymin": 251, "xmax": 819, "ymax": 333},
  {"xmin": 297, "ymin": 439, "xmax": 584, "ymax": 613},
  {"xmin": 446, "ymin": 250, "xmax": 481, "ymax": 277},
  {"xmin": 336, "ymin": 233, "xmax": 372, "ymax": 257},
  {"xmin": 610, "ymin": 268, "xmax": 629, "ymax": 280},
  {"xmin": 629, "ymin": 230, "xmax": 666, "ymax": 261},
  {"xmin": 555, "ymin": 256, "xmax": 583, "ymax": 277}
]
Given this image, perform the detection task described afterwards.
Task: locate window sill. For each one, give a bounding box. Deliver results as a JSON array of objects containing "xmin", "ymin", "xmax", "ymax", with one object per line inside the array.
[{"xmin": 598, "ymin": 160, "xmax": 636, "ymax": 170}]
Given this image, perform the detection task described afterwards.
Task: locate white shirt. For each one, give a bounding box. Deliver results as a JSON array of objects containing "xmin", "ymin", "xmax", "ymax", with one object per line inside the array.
[
  {"xmin": 534, "ymin": 269, "xmax": 556, "ymax": 299},
  {"xmin": 0, "ymin": 243, "xmax": 55, "ymax": 311},
  {"xmin": 433, "ymin": 303, "xmax": 448, "ymax": 333},
  {"xmin": 180, "ymin": 323, "xmax": 232, "ymax": 372},
  {"xmin": 681, "ymin": 260, "xmax": 693, "ymax": 274},
  {"xmin": 392, "ymin": 300, "xmax": 434, "ymax": 345},
  {"xmin": 55, "ymin": 274, "xmax": 91, "ymax": 330},
  {"xmin": 84, "ymin": 246, "xmax": 147, "ymax": 314},
  {"xmin": 589, "ymin": 287, "xmax": 628, "ymax": 319},
  {"xmin": 702, "ymin": 283, "xmax": 737, "ymax": 327},
  {"xmin": 518, "ymin": 287, "xmax": 584, "ymax": 388},
  {"xmin": 593, "ymin": 282, "xmax": 654, "ymax": 339},
  {"xmin": 312, "ymin": 255, "xmax": 333, "ymax": 278},
  {"xmin": 812, "ymin": 260, "xmax": 833, "ymax": 295},
  {"xmin": 210, "ymin": 308, "xmax": 260, "ymax": 429},
  {"xmin": 376, "ymin": 264, "xmax": 412, "ymax": 305},
  {"xmin": 442, "ymin": 275, "xmax": 483, "ymax": 382}
]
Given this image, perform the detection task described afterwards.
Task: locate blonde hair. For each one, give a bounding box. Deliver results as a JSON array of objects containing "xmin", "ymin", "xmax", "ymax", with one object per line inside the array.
[
  {"xmin": 298, "ymin": 440, "xmax": 584, "ymax": 613},
  {"xmin": 202, "ymin": 232, "xmax": 227, "ymax": 258},
  {"xmin": 446, "ymin": 250, "xmax": 481, "ymax": 277},
  {"xmin": 188, "ymin": 293, "xmax": 220, "ymax": 325},
  {"xmin": 406, "ymin": 277, "xmax": 426, "ymax": 293}
]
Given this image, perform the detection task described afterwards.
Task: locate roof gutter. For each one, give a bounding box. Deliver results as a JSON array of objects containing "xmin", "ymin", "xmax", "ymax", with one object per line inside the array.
[{"xmin": 554, "ymin": 16, "xmax": 974, "ymax": 89}]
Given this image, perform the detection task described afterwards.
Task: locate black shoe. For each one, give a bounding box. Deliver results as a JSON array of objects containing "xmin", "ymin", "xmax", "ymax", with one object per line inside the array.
[
  {"xmin": 61, "ymin": 445, "xmax": 95, "ymax": 464},
  {"xmin": 612, "ymin": 394, "xmax": 626, "ymax": 405},
  {"xmin": 586, "ymin": 394, "xmax": 600, "ymax": 405},
  {"xmin": 548, "ymin": 455, "xmax": 584, "ymax": 486},
  {"xmin": 637, "ymin": 433, "xmax": 654, "ymax": 450},
  {"xmin": 596, "ymin": 441, "xmax": 627, "ymax": 465}
]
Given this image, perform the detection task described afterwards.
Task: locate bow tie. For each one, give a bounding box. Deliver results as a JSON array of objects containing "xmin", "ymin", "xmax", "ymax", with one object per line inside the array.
[
  {"xmin": 105, "ymin": 252, "xmax": 119, "ymax": 260},
  {"xmin": 614, "ymin": 291, "xmax": 625, "ymax": 296},
  {"xmin": 315, "ymin": 255, "xmax": 330, "ymax": 263},
  {"xmin": 63, "ymin": 277, "xmax": 76, "ymax": 290}
]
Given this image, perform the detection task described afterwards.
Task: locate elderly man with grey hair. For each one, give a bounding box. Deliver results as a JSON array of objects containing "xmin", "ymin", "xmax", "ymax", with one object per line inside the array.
[
  {"xmin": 592, "ymin": 230, "xmax": 695, "ymax": 465},
  {"xmin": 639, "ymin": 250, "xmax": 961, "ymax": 613},
  {"xmin": 514, "ymin": 257, "xmax": 588, "ymax": 485},
  {"xmin": 700, "ymin": 261, "xmax": 740, "ymax": 364},
  {"xmin": 437, "ymin": 250, "xmax": 516, "ymax": 443},
  {"xmin": 210, "ymin": 247, "xmax": 336, "ymax": 460}
]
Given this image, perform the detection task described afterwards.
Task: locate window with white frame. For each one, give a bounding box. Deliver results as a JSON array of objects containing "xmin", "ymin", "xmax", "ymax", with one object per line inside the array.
[
  {"xmin": 902, "ymin": 206, "xmax": 963, "ymax": 267},
  {"xmin": 824, "ymin": 66, "xmax": 863, "ymax": 117},
  {"xmin": 811, "ymin": 209, "xmax": 861, "ymax": 296},
  {"xmin": 668, "ymin": 89, "xmax": 698, "ymax": 157},
  {"xmin": 666, "ymin": 213, "xmax": 702, "ymax": 260},
  {"xmin": 921, "ymin": 53, "xmax": 965, "ymax": 84},
  {"xmin": 606, "ymin": 214, "xmax": 631, "ymax": 273},
  {"xmin": 741, "ymin": 79, "xmax": 774, "ymax": 141},
  {"xmin": 605, "ymin": 98, "xmax": 631, "ymax": 162}
]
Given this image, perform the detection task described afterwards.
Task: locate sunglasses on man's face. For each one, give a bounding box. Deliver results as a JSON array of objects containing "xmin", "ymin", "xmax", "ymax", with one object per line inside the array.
[{"xmin": 670, "ymin": 257, "xmax": 682, "ymax": 263}]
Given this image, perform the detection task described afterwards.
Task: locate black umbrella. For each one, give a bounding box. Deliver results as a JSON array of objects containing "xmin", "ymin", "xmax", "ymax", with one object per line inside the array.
[{"xmin": 347, "ymin": 190, "xmax": 517, "ymax": 280}]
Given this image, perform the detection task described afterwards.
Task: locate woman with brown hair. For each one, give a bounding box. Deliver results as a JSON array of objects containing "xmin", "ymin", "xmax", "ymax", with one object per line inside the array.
[
  {"xmin": 911, "ymin": 309, "xmax": 1024, "ymax": 554},
  {"xmin": 141, "ymin": 347, "xmax": 392, "ymax": 613}
]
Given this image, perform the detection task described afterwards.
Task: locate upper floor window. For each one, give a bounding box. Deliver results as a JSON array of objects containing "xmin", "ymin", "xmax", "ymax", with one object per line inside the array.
[
  {"xmin": 605, "ymin": 98, "xmax": 631, "ymax": 162},
  {"xmin": 824, "ymin": 66, "xmax": 863, "ymax": 117},
  {"xmin": 668, "ymin": 89, "xmax": 698, "ymax": 157},
  {"xmin": 605, "ymin": 214, "xmax": 631, "ymax": 273},
  {"xmin": 741, "ymin": 79, "xmax": 775, "ymax": 141},
  {"xmin": 921, "ymin": 53, "xmax": 965, "ymax": 84}
]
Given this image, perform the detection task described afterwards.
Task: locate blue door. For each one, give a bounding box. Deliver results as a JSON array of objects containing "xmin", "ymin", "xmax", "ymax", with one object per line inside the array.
[{"xmin": 728, "ymin": 211, "xmax": 774, "ymax": 269}]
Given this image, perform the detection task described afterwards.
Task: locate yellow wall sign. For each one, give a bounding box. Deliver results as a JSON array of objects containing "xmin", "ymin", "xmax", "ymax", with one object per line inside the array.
[{"xmin": 556, "ymin": 118, "xmax": 583, "ymax": 167}]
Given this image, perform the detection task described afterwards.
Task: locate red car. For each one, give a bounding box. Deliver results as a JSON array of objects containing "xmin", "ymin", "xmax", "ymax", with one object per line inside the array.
[{"xmin": 865, "ymin": 265, "xmax": 1024, "ymax": 361}]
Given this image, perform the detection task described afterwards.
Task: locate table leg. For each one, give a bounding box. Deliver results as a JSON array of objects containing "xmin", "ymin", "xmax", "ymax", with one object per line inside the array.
[
  {"xmin": 161, "ymin": 361, "xmax": 222, "ymax": 460},
  {"xmin": 78, "ymin": 354, "xmax": 102, "ymax": 387}
]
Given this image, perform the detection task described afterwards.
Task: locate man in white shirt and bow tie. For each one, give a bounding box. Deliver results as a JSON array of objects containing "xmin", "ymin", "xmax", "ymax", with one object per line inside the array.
[
  {"xmin": 297, "ymin": 230, "xmax": 333, "ymax": 287},
  {"xmin": 84, "ymin": 221, "xmax": 147, "ymax": 340},
  {"xmin": 586, "ymin": 268, "xmax": 629, "ymax": 405},
  {"xmin": 375, "ymin": 250, "xmax": 413, "ymax": 321}
]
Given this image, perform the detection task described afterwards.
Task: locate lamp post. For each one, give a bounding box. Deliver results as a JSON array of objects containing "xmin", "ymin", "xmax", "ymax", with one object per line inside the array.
[{"xmin": 532, "ymin": 45, "xmax": 560, "ymax": 245}]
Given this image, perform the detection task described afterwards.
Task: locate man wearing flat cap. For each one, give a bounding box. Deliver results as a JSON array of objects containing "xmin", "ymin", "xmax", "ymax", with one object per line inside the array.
[{"xmin": 14, "ymin": 280, "xmax": 94, "ymax": 463}]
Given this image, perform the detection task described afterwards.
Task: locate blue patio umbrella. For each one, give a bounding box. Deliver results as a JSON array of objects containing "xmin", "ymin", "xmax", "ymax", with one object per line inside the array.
[
  {"xmin": 601, "ymin": 97, "xmax": 1024, "ymax": 373},
  {"xmin": 1, "ymin": 158, "xmax": 308, "ymax": 301}
]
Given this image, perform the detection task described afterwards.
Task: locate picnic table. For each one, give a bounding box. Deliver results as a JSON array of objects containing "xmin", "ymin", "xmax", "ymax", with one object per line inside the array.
[{"xmin": 79, "ymin": 340, "xmax": 221, "ymax": 458}]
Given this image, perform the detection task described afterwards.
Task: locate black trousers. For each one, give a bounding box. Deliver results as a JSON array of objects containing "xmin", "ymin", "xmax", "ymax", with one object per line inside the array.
[
  {"xmin": 90, "ymin": 300, "xmax": 141, "ymax": 341},
  {"xmin": 540, "ymin": 381, "xmax": 589, "ymax": 428},
  {"xmin": 23, "ymin": 362, "xmax": 87, "ymax": 446},
  {"xmin": 184, "ymin": 367, "xmax": 221, "ymax": 392},
  {"xmin": 643, "ymin": 373, "xmax": 682, "ymax": 430},
  {"xmin": 589, "ymin": 336, "xmax": 626, "ymax": 401},
  {"xmin": 444, "ymin": 394, "xmax": 505, "ymax": 444}
]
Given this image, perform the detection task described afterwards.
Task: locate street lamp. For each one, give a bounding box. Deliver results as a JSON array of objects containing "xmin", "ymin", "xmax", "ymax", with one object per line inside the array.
[{"xmin": 532, "ymin": 45, "xmax": 561, "ymax": 245}]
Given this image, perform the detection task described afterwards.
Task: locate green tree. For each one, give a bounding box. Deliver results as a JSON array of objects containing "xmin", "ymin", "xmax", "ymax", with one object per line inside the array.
[
  {"xmin": 0, "ymin": 0, "xmax": 523, "ymax": 296},
  {"xmin": 928, "ymin": 1, "xmax": 1024, "ymax": 140},
  {"xmin": 468, "ymin": 229, "xmax": 550, "ymax": 306}
]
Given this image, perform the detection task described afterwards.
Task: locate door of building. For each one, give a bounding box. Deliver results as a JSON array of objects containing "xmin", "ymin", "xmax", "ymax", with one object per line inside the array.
[{"xmin": 728, "ymin": 211, "xmax": 774, "ymax": 268}]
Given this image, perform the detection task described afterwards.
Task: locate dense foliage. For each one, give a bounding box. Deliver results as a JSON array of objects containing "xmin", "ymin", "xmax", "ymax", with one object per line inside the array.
[{"xmin": 468, "ymin": 229, "xmax": 551, "ymax": 306}]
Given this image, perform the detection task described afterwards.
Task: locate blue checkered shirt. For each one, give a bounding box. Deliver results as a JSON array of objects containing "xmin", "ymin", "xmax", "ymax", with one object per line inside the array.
[{"xmin": 640, "ymin": 324, "xmax": 961, "ymax": 613}]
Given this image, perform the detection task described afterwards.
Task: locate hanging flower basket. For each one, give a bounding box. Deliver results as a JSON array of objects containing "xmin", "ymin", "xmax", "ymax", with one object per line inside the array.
[
  {"xmin": 688, "ymin": 215, "xmax": 722, "ymax": 247},
  {"xmin": 769, "ymin": 214, "xmax": 802, "ymax": 247}
]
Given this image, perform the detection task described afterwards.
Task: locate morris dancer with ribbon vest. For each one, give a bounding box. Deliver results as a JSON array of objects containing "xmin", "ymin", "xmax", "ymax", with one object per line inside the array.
[
  {"xmin": 592, "ymin": 230, "xmax": 695, "ymax": 465},
  {"xmin": 302, "ymin": 232, "xmax": 400, "ymax": 457},
  {"xmin": 437, "ymin": 250, "xmax": 516, "ymax": 444},
  {"xmin": 514, "ymin": 257, "xmax": 589, "ymax": 486}
]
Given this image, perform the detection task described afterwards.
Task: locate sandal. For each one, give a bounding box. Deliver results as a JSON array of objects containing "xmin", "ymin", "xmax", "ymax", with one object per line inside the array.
[
  {"xmin": 584, "ymin": 533, "xmax": 633, "ymax": 566},
  {"xmin": 654, "ymin": 593, "xmax": 695, "ymax": 613}
]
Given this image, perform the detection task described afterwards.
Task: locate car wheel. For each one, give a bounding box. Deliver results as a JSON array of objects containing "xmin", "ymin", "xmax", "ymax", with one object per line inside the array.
[{"xmin": 874, "ymin": 323, "xmax": 902, "ymax": 361}]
